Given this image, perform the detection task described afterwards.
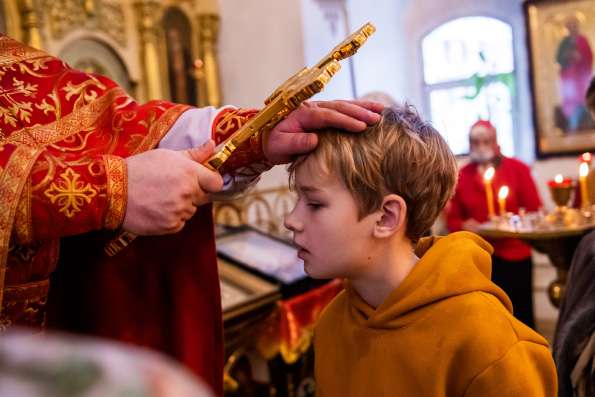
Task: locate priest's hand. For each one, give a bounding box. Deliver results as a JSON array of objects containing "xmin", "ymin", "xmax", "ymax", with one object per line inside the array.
[
  {"xmin": 263, "ymin": 100, "xmax": 383, "ymax": 165},
  {"xmin": 122, "ymin": 140, "xmax": 223, "ymax": 235}
]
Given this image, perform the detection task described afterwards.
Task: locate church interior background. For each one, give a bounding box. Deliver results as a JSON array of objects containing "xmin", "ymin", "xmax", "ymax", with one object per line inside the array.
[{"xmin": 1, "ymin": 0, "xmax": 594, "ymax": 396}]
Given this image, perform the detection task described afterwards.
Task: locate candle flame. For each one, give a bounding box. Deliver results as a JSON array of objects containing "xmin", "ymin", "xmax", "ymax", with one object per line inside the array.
[
  {"xmin": 554, "ymin": 174, "xmax": 564, "ymax": 184},
  {"xmin": 498, "ymin": 185, "xmax": 509, "ymax": 200},
  {"xmin": 483, "ymin": 167, "xmax": 495, "ymax": 182},
  {"xmin": 582, "ymin": 152, "xmax": 592, "ymax": 163},
  {"xmin": 580, "ymin": 162, "xmax": 589, "ymax": 178}
]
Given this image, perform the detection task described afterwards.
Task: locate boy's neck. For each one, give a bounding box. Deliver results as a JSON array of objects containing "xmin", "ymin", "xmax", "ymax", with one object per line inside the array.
[{"xmin": 350, "ymin": 240, "xmax": 418, "ymax": 309}]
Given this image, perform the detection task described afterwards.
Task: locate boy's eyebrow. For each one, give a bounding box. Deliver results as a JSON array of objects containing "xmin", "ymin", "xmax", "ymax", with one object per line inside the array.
[{"xmin": 297, "ymin": 184, "xmax": 322, "ymax": 193}]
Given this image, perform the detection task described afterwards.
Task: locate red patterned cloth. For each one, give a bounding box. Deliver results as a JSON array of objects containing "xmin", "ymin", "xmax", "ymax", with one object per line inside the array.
[
  {"xmin": 0, "ymin": 35, "xmax": 266, "ymax": 396},
  {"xmin": 257, "ymin": 279, "xmax": 343, "ymax": 363}
]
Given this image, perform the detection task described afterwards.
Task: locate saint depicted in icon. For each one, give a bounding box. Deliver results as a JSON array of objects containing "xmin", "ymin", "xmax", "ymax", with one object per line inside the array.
[{"xmin": 555, "ymin": 16, "xmax": 594, "ymax": 133}]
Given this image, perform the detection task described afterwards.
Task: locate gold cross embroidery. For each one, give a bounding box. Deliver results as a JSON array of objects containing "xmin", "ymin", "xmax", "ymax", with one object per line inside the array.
[{"xmin": 44, "ymin": 168, "xmax": 98, "ymax": 218}]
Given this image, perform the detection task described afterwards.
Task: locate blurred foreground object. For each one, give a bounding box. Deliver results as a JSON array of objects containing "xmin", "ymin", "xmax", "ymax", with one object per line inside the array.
[{"xmin": 0, "ymin": 329, "xmax": 213, "ymax": 397}]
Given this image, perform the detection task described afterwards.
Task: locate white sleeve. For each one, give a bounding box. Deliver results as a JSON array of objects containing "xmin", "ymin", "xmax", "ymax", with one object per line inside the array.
[
  {"xmin": 158, "ymin": 106, "xmax": 263, "ymax": 198},
  {"xmin": 158, "ymin": 106, "xmax": 224, "ymax": 150}
]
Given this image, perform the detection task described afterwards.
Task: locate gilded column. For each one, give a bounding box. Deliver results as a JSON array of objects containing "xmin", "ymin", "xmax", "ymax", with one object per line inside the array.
[
  {"xmin": 134, "ymin": 0, "xmax": 167, "ymax": 101},
  {"xmin": 17, "ymin": 0, "xmax": 43, "ymax": 49},
  {"xmin": 197, "ymin": 14, "xmax": 222, "ymax": 107}
]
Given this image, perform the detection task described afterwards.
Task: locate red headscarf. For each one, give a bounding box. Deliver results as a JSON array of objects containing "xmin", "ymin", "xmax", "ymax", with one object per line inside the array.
[{"xmin": 470, "ymin": 119, "xmax": 496, "ymax": 132}]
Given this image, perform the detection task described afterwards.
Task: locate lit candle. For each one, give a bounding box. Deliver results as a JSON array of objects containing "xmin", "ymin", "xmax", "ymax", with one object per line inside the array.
[
  {"xmin": 580, "ymin": 152, "xmax": 592, "ymax": 165},
  {"xmin": 498, "ymin": 185, "xmax": 509, "ymax": 216},
  {"xmin": 555, "ymin": 174, "xmax": 564, "ymax": 184},
  {"xmin": 483, "ymin": 167, "xmax": 495, "ymax": 218},
  {"xmin": 579, "ymin": 162, "xmax": 590, "ymax": 209}
]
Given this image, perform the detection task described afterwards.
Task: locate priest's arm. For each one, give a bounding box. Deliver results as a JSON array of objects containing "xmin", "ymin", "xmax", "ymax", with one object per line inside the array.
[{"xmin": 0, "ymin": 35, "xmax": 267, "ymax": 244}]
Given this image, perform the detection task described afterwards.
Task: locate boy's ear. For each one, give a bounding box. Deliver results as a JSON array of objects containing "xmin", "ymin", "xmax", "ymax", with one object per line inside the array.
[{"xmin": 373, "ymin": 194, "xmax": 407, "ymax": 239}]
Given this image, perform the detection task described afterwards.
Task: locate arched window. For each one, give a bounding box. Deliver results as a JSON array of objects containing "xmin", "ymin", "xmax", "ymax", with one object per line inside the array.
[{"xmin": 422, "ymin": 17, "xmax": 516, "ymax": 156}]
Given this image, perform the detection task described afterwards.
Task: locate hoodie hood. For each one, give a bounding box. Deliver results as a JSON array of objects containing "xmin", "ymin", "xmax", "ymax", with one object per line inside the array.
[{"xmin": 346, "ymin": 231, "xmax": 512, "ymax": 329}]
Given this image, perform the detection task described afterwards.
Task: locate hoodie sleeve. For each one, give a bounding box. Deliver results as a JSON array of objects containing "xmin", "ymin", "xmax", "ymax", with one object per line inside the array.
[{"xmin": 463, "ymin": 341, "xmax": 557, "ymax": 397}]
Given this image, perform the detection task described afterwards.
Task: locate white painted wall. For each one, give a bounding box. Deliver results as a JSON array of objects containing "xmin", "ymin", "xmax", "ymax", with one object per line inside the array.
[
  {"xmin": 347, "ymin": 0, "xmax": 409, "ymax": 101},
  {"xmin": 218, "ymin": 0, "xmax": 306, "ymax": 108},
  {"xmin": 300, "ymin": 0, "xmax": 354, "ymax": 100}
]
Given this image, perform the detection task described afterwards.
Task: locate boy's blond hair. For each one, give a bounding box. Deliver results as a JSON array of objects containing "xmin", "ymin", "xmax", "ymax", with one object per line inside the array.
[{"xmin": 289, "ymin": 104, "xmax": 457, "ymax": 243}]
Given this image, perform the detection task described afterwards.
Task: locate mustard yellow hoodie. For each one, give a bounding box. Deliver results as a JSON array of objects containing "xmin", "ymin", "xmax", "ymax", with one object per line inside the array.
[{"xmin": 314, "ymin": 232, "xmax": 557, "ymax": 396}]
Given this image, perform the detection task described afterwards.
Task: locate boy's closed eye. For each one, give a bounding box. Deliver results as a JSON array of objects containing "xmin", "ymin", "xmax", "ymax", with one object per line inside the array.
[
  {"xmin": 307, "ymin": 201, "xmax": 325, "ymax": 210},
  {"xmin": 297, "ymin": 185, "xmax": 328, "ymax": 208}
]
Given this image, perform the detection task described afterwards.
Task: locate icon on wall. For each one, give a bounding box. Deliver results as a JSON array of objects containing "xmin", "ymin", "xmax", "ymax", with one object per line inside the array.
[{"xmin": 525, "ymin": 0, "xmax": 595, "ymax": 157}]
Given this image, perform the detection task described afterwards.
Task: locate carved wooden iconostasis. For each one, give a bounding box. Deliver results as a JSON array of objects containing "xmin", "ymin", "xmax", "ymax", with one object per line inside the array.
[{"xmin": 0, "ymin": 0, "xmax": 222, "ymax": 106}]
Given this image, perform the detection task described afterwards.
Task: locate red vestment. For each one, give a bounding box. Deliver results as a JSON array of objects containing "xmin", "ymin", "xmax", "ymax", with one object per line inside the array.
[{"xmin": 0, "ymin": 35, "xmax": 264, "ymax": 396}]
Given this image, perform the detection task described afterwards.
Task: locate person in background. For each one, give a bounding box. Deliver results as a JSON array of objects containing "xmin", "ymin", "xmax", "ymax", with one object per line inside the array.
[
  {"xmin": 359, "ymin": 91, "xmax": 398, "ymax": 108},
  {"xmin": 446, "ymin": 120, "xmax": 542, "ymax": 329}
]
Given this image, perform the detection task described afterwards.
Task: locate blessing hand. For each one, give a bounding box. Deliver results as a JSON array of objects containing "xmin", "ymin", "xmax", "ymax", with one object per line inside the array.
[{"xmin": 263, "ymin": 100, "xmax": 383, "ymax": 165}]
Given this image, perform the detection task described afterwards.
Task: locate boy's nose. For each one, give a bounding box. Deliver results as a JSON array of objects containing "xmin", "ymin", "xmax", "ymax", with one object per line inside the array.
[{"xmin": 284, "ymin": 209, "xmax": 303, "ymax": 232}]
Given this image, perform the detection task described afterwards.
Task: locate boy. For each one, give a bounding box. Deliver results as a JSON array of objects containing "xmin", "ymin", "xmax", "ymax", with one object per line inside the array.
[{"xmin": 284, "ymin": 105, "xmax": 557, "ymax": 396}]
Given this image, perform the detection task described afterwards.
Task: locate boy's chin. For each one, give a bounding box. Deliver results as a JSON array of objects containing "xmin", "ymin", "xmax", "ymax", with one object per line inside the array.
[{"xmin": 304, "ymin": 262, "xmax": 334, "ymax": 280}]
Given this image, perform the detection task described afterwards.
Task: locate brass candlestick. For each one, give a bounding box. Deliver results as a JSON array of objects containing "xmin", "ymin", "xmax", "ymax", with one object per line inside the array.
[
  {"xmin": 549, "ymin": 184, "xmax": 573, "ymax": 208},
  {"xmin": 547, "ymin": 182, "xmax": 574, "ymax": 226}
]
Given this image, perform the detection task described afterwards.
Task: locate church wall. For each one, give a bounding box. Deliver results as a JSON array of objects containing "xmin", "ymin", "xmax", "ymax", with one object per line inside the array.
[
  {"xmin": 218, "ymin": 0, "xmax": 306, "ymax": 108},
  {"xmin": 346, "ymin": 0, "xmax": 411, "ymax": 103}
]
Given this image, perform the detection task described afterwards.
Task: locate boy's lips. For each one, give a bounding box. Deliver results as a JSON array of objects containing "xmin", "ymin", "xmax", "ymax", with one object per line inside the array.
[
  {"xmin": 293, "ymin": 241, "xmax": 309, "ymax": 258},
  {"xmin": 297, "ymin": 249, "xmax": 308, "ymax": 260}
]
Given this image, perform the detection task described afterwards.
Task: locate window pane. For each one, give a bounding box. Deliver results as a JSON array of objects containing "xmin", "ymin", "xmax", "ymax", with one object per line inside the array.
[
  {"xmin": 422, "ymin": 17, "xmax": 514, "ymax": 84},
  {"xmin": 429, "ymin": 82, "xmax": 514, "ymax": 156}
]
